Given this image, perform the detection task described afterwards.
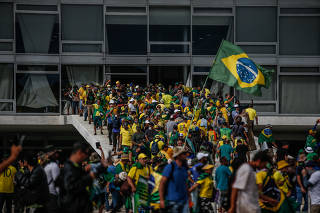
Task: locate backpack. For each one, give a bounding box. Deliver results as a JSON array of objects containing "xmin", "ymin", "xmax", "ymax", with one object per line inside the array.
[
  {"xmin": 262, "ymin": 170, "xmax": 281, "ymax": 208},
  {"xmin": 151, "ymin": 140, "xmax": 159, "ymax": 155}
]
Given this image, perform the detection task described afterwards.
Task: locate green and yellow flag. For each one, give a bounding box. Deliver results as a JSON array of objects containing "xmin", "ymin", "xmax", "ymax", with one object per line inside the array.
[{"xmin": 209, "ymin": 40, "xmax": 274, "ymax": 96}]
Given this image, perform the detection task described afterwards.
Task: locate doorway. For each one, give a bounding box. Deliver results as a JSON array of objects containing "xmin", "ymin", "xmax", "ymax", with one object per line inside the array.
[{"xmin": 149, "ymin": 66, "xmax": 190, "ymax": 87}]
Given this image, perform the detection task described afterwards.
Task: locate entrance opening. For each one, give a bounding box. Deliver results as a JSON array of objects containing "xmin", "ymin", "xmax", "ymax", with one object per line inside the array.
[{"xmin": 149, "ymin": 66, "xmax": 190, "ymax": 87}]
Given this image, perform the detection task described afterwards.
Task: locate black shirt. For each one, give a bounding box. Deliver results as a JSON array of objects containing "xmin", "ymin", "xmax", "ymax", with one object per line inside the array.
[{"xmin": 236, "ymin": 144, "xmax": 249, "ymax": 162}]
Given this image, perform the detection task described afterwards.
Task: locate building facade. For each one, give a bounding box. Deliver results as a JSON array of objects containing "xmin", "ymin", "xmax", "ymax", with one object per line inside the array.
[{"xmin": 0, "ymin": 0, "xmax": 320, "ymax": 115}]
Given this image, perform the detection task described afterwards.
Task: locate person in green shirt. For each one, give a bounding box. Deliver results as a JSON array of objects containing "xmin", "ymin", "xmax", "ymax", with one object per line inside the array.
[
  {"xmin": 168, "ymin": 126, "xmax": 179, "ymax": 146},
  {"xmin": 219, "ymin": 122, "xmax": 232, "ymax": 141},
  {"xmin": 305, "ymin": 129, "xmax": 318, "ymax": 152}
]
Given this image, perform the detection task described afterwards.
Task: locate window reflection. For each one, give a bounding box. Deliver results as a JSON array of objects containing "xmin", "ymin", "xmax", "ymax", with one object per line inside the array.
[
  {"xmin": 16, "ymin": 14, "xmax": 59, "ymax": 54},
  {"xmin": 16, "ymin": 73, "xmax": 59, "ymax": 113}
]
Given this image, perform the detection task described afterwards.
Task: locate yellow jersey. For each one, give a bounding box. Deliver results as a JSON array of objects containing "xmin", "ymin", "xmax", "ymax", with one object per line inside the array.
[
  {"xmin": 0, "ymin": 165, "xmax": 17, "ymax": 193},
  {"xmin": 78, "ymin": 87, "xmax": 85, "ymax": 100},
  {"xmin": 197, "ymin": 176, "xmax": 214, "ymax": 198},
  {"xmin": 245, "ymin": 108, "xmax": 257, "ymax": 121},
  {"xmin": 120, "ymin": 128, "xmax": 133, "ymax": 147},
  {"xmin": 177, "ymin": 122, "xmax": 188, "ymax": 136},
  {"xmin": 128, "ymin": 165, "xmax": 153, "ymax": 185}
]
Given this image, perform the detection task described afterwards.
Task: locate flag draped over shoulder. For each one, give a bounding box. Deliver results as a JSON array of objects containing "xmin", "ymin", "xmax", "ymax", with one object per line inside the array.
[{"xmin": 209, "ymin": 40, "xmax": 274, "ymax": 96}]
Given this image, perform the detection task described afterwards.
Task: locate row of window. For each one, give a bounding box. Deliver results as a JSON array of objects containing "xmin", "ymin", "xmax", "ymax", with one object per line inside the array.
[
  {"xmin": 0, "ymin": 64, "xmax": 319, "ymax": 114},
  {"xmin": 1, "ymin": 4, "xmax": 320, "ymax": 55}
]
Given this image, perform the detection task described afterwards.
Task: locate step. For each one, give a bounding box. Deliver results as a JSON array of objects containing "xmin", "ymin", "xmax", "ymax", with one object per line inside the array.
[{"xmin": 69, "ymin": 115, "xmax": 112, "ymax": 158}]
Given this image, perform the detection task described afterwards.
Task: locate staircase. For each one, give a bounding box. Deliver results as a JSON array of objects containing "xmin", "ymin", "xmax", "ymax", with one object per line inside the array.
[{"xmin": 68, "ymin": 115, "xmax": 112, "ymax": 157}]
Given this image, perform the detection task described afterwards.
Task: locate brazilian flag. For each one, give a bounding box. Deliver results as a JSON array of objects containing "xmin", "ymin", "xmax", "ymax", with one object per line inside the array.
[{"xmin": 209, "ymin": 40, "xmax": 274, "ymax": 96}]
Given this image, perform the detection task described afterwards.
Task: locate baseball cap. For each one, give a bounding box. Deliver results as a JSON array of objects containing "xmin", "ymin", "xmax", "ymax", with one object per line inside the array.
[
  {"xmin": 305, "ymin": 147, "xmax": 314, "ymax": 153},
  {"xmin": 202, "ymin": 164, "xmax": 214, "ymax": 170},
  {"xmin": 197, "ymin": 152, "xmax": 209, "ymax": 160},
  {"xmin": 138, "ymin": 153, "xmax": 148, "ymax": 160}
]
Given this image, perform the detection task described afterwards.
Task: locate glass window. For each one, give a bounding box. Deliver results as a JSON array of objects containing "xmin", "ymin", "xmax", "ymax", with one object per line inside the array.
[
  {"xmin": 16, "ymin": 5, "xmax": 57, "ymax": 11},
  {"xmin": 192, "ymin": 74, "xmax": 232, "ymax": 96},
  {"xmin": 17, "ymin": 65, "xmax": 58, "ymax": 72},
  {"xmin": 280, "ymin": 8, "xmax": 320, "ymax": 15},
  {"xmin": 106, "ymin": 15, "xmax": 147, "ymax": 54},
  {"xmin": 62, "ymin": 5, "xmax": 103, "ymax": 41},
  {"xmin": 62, "ymin": 44, "xmax": 101, "ymax": 53},
  {"xmin": 16, "ymin": 73, "xmax": 59, "ymax": 113},
  {"xmin": 150, "ymin": 7, "xmax": 190, "ymax": 42},
  {"xmin": 0, "ymin": 64, "xmax": 14, "ymax": 99},
  {"xmin": 280, "ymin": 76, "xmax": 320, "ymax": 114},
  {"xmin": 0, "ymin": 102, "xmax": 13, "ymax": 111},
  {"xmin": 150, "ymin": 44, "xmax": 189, "ymax": 54},
  {"xmin": 236, "ymin": 7, "xmax": 277, "ymax": 42},
  {"xmin": 192, "ymin": 75, "xmax": 213, "ymax": 88},
  {"xmin": 193, "ymin": 66, "xmax": 210, "ymax": 73},
  {"xmin": 106, "ymin": 7, "xmax": 146, "ymax": 13},
  {"xmin": 280, "ymin": 17, "xmax": 320, "ymax": 55},
  {"xmin": 150, "ymin": 66, "xmax": 190, "ymax": 87},
  {"xmin": 16, "ymin": 14, "xmax": 59, "ymax": 54},
  {"xmin": 280, "ymin": 67, "xmax": 319, "ymax": 73},
  {"xmin": 0, "ymin": 3, "xmax": 13, "ymax": 39},
  {"xmin": 108, "ymin": 66, "xmax": 147, "ymax": 74},
  {"xmin": 149, "ymin": 7, "xmax": 190, "ymax": 53},
  {"xmin": 106, "ymin": 75, "xmax": 147, "ymax": 86},
  {"xmin": 0, "ymin": 43, "xmax": 13, "ymax": 51},
  {"xmin": 254, "ymin": 104, "xmax": 276, "ymax": 113},
  {"xmin": 239, "ymin": 45, "xmax": 276, "ymax": 54},
  {"xmin": 193, "ymin": 8, "xmax": 233, "ymax": 14},
  {"xmin": 61, "ymin": 65, "xmax": 103, "ymax": 88},
  {"xmin": 238, "ymin": 66, "xmax": 277, "ymax": 101},
  {"xmin": 193, "ymin": 16, "xmax": 233, "ymax": 55}
]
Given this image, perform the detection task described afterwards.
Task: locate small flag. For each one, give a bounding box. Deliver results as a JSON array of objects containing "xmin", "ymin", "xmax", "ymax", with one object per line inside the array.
[{"xmin": 209, "ymin": 40, "xmax": 274, "ymax": 96}]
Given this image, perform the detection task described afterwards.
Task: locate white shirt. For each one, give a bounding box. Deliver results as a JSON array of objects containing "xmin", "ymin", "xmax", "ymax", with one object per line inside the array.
[
  {"xmin": 44, "ymin": 161, "xmax": 60, "ymax": 195},
  {"xmin": 309, "ymin": 170, "xmax": 320, "ymax": 205},
  {"xmin": 128, "ymin": 103, "xmax": 136, "ymax": 112},
  {"xmin": 233, "ymin": 163, "xmax": 260, "ymax": 213}
]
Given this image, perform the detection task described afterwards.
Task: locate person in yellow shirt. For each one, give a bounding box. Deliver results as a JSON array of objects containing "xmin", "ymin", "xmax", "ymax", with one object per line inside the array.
[
  {"xmin": 246, "ymin": 104, "xmax": 258, "ymax": 131},
  {"xmin": 92, "ymin": 100, "xmax": 104, "ymax": 135},
  {"xmin": 78, "ymin": 85, "xmax": 86, "ymax": 116},
  {"xmin": 273, "ymin": 160, "xmax": 291, "ymax": 196},
  {"xmin": 219, "ymin": 105, "xmax": 229, "ymax": 125},
  {"xmin": 177, "ymin": 118, "xmax": 188, "ymax": 137},
  {"xmin": 189, "ymin": 164, "xmax": 215, "ymax": 212},
  {"xmin": 120, "ymin": 122, "xmax": 133, "ymax": 150},
  {"xmin": 0, "ymin": 163, "xmax": 17, "ymax": 212}
]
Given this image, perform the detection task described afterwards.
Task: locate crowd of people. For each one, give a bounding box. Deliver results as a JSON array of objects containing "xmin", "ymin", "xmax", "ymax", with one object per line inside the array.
[{"xmin": 1, "ymin": 80, "xmax": 320, "ymax": 213}]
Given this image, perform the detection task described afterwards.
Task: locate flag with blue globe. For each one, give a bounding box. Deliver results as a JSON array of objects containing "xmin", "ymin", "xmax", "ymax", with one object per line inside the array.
[{"xmin": 209, "ymin": 40, "xmax": 274, "ymax": 96}]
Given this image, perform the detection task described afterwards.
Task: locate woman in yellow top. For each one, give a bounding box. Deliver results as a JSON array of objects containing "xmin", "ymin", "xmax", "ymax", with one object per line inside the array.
[{"xmin": 189, "ymin": 164, "xmax": 215, "ymax": 213}]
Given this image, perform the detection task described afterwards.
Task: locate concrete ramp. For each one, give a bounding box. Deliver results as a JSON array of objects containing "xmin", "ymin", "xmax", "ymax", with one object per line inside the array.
[{"xmin": 68, "ymin": 115, "xmax": 112, "ymax": 158}]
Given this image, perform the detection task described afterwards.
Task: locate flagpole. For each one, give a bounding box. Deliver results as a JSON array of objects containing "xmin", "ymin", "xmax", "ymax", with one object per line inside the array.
[{"xmin": 183, "ymin": 40, "xmax": 225, "ymax": 149}]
